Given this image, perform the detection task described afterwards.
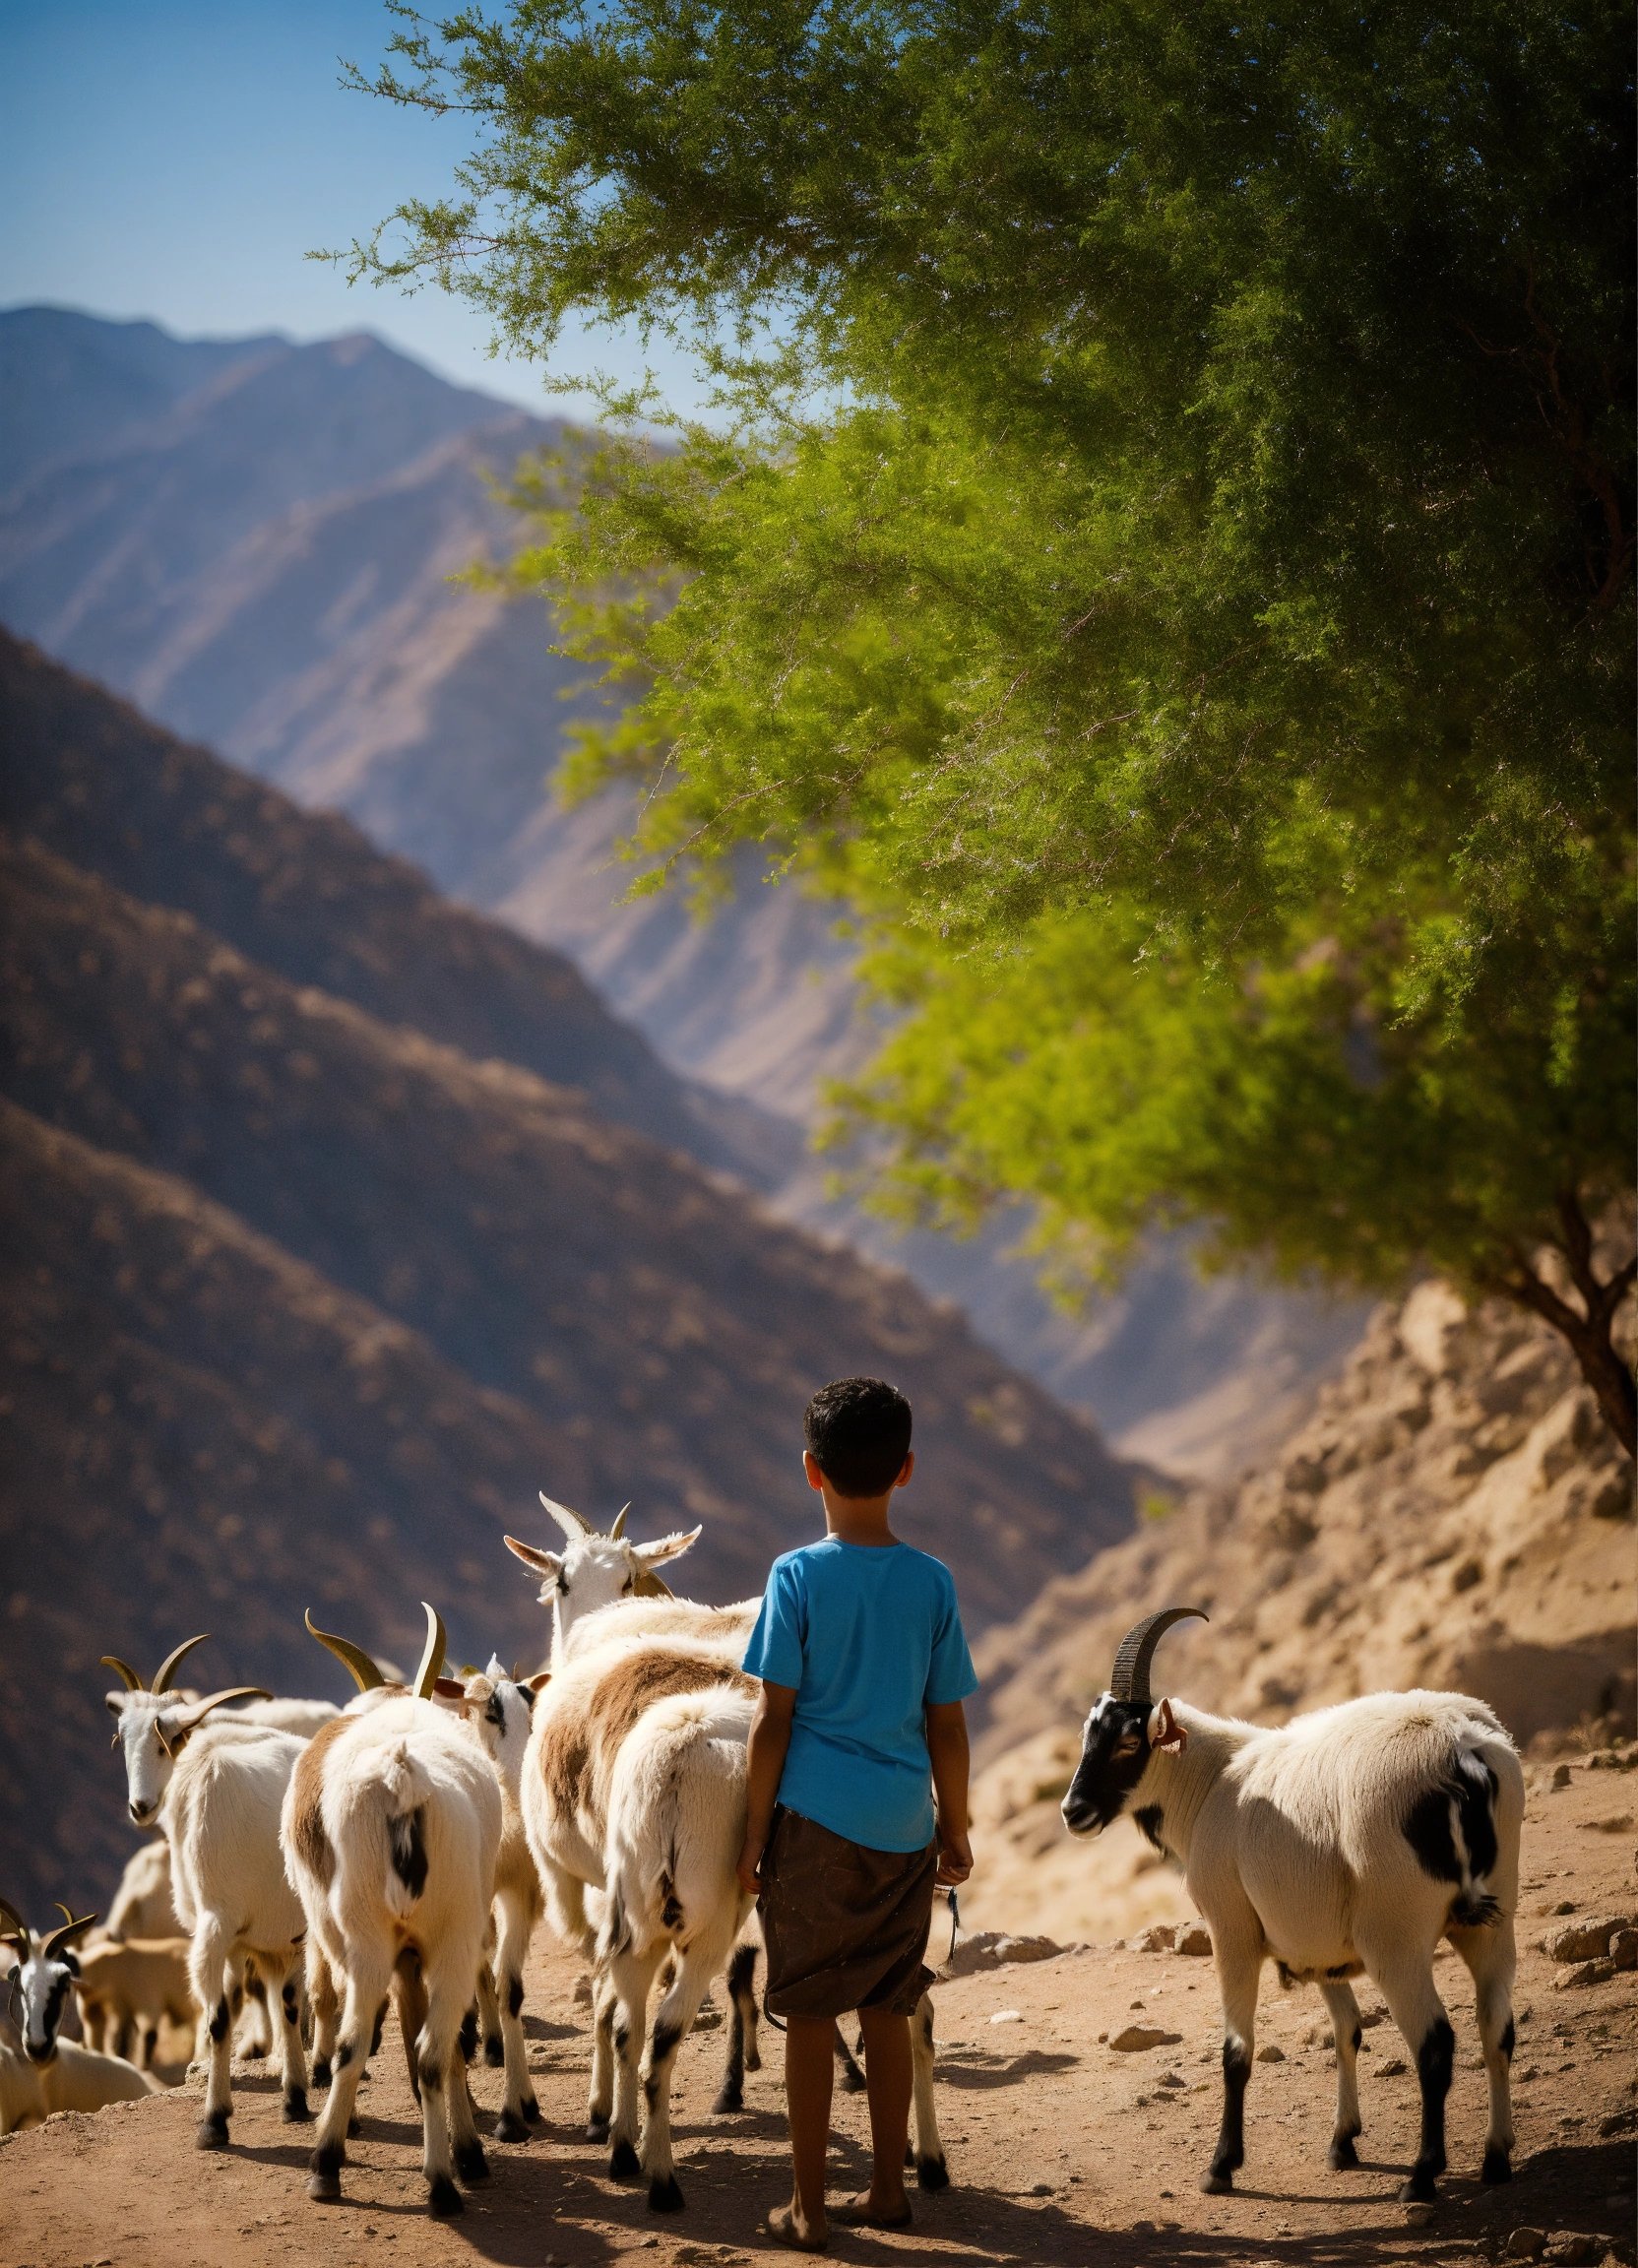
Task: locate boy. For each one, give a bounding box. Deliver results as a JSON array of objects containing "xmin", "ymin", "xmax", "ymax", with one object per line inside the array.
[{"xmin": 736, "ymin": 1375, "xmax": 976, "ymax": 2252}]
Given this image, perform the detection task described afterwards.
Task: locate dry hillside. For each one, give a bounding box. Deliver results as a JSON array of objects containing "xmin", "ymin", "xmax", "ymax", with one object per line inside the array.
[{"xmin": 963, "ymin": 1277, "xmax": 1635, "ymax": 1940}]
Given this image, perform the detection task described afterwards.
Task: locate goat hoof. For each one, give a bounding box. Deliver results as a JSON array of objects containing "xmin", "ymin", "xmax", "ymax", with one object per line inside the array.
[
  {"xmin": 1328, "ymin": 2135, "xmax": 1359, "ymax": 2171},
  {"xmin": 311, "ymin": 2058, "xmax": 332, "ymax": 2088},
  {"xmin": 1400, "ymin": 2173, "xmax": 1439, "ymax": 2205},
  {"xmin": 483, "ymin": 2037, "xmax": 505, "ymax": 2067},
  {"xmin": 283, "ymin": 2090, "xmax": 312, "ymax": 2123},
  {"xmin": 1480, "ymin": 2147, "xmax": 1512, "ymax": 2185},
  {"xmin": 648, "ymin": 2174, "xmax": 686, "ymax": 2214},
  {"xmin": 609, "ymin": 2138, "xmax": 642, "ymax": 2181},
  {"xmin": 916, "ymin": 2154, "xmax": 950, "ymax": 2193},
  {"xmin": 196, "ymin": 2112, "xmax": 230, "ymax": 2152},
  {"xmin": 711, "ymin": 2086, "xmax": 743, "ymax": 2115},
  {"xmin": 1201, "ymin": 2170, "xmax": 1233, "ymax": 2195},
  {"xmin": 494, "ymin": 2110, "xmax": 530, "ymax": 2144},
  {"xmin": 306, "ymin": 2170, "xmax": 342, "ymax": 2203},
  {"xmin": 522, "ymin": 2095, "xmax": 541, "ymax": 2125},
  {"xmin": 587, "ymin": 2115, "xmax": 610, "ymax": 2145},
  {"xmin": 427, "ymin": 2174, "xmax": 464, "ymax": 2218},
  {"xmin": 454, "ymin": 2140, "xmax": 490, "ymax": 2184}
]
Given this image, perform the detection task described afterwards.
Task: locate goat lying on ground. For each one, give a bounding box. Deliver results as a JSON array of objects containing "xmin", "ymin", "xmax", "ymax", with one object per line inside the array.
[
  {"xmin": 0, "ymin": 1898, "xmax": 159, "ymax": 2130},
  {"xmin": 284, "ymin": 1606, "xmax": 502, "ymax": 2218},
  {"xmin": 1062, "ymin": 1606, "xmax": 1524, "ymax": 2204},
  {"xmin": 102, "ymin": 1635, "xmax": 311, "ymax": 2146}
]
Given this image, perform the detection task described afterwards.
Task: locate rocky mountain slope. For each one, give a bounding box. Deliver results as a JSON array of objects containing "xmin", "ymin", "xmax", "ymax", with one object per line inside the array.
[
  {"xmin": 0, "ymin": 654, "xmax": 1137, "ymax": 1917},
  {"xmin": 961, "ymin": 1276, "xmax": 1635, "ymax": 1940},
  {"xmin": 0, "ymin": 304, "xmax": 1365, "ymax": 1476}
]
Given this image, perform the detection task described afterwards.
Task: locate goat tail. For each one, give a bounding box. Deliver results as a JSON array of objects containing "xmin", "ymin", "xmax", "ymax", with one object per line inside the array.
[{"xmin": 346, "ymin": 1739, "xmax": 435, "ymax": 1916}]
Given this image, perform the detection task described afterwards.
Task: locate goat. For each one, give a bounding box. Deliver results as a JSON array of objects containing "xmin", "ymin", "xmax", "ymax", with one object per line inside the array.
[
  {"xmin": 504, "ymin": 1493, "xmax": 707, "ymax": 1668},
  {"xmin": 75, "ymin": 1936, "xmax": 195, "ymax": 2069},
  {"xmin": 283, "ymin": 1605, "xmax": 502, "ymax": 2217},
  {"xmin": 1061, "ymin": 1607, "xmax": 1524, "ymax": 2204},
  {"xmin": 104, "ymin": 1838, "xmax": 181, "ymax": 1942},
  {"xmin": 102, "ymin": 1636, "xmax": 311, "ymax": 2146},
  {"xmin": 454, "ymin": 1658, "xmax": 550, "ymax": 2142},
  {"xmin": 0, "ymin": 2036, "xmax": 158, "ymax": 2132},
  {"xmin": 0, "ymin": 1899, "xmax": 97, "ymax": 2069}
]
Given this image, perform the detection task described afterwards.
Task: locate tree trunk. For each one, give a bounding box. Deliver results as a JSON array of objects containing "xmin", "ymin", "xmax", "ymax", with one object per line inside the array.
[{"xmin": 1493, "ymin": 1195, "xmax": 1636, "ymax": 1459}]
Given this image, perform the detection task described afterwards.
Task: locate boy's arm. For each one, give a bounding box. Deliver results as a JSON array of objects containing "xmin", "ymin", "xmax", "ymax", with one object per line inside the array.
[
  {"xmin": 736, "ymin": 1679, "xmax": 796, "ymax": 1895},
  {"xmin": 925, "ymin": 1698, "xmax": 974, "ymax": 1886}
]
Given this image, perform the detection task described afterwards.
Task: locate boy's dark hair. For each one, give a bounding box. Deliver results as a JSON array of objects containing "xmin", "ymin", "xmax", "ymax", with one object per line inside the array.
[{"xmin": 804, "ymin": 1376, "xmax": 914, "ymax": 1498}]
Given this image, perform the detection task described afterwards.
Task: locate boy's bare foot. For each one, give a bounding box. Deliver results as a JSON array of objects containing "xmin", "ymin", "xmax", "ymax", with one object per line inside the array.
[
  {"xmin": 830, "ymin": 2190, "xmax": 914, "ymax": 2230},
  {"xmin": 765, "ymin": 2202, "xmax": 829, "ymax": 2251}
]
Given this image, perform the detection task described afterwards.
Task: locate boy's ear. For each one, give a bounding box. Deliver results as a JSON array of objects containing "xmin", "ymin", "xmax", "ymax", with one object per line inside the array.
[
  {"xmin": 893, "ymin": 1449, "xmax": 915, "ymax": 1488},
  {"xmin": 801, "ymin": 1449, "xmax": 825, "ymax": 1492}
]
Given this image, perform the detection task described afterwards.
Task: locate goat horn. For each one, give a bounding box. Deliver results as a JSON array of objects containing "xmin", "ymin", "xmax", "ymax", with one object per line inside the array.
[
  {"xmin": 412, "ymin": 1603, "xmax": 447, "ymax": 1701},
  {"xmin": 608, "ymin": 1502, "xmax": 631, "ymax": 1541},
  {"xmin": 152, "ymin": 1633, "xmax": 212, "ymax": 1694},
  {"xmin": 304, "ymin": 1609, "xmax": 386, "ymax": 1692},
  {"xmin": 538, "ymin": 1491, "xmax": 594, "ymax": 1541},
  {"xmin": 173, "ymin": 1686, "xmax": 273, "ymax": 1732},
  {"xmin": 0, "ymin": 1895, "xmax": 27, "ymax": 1946},
  {"xmin": 43, "ymin": 1907, "xmax": 98, "ymax": 1962},
  {"xmin": 1108, "ymin": 1606, "xmax": 1209, "ymax": 1707},
  {"xmin": 100, "ymin": 1655, "xmax": 143, "ymax": 1691}
]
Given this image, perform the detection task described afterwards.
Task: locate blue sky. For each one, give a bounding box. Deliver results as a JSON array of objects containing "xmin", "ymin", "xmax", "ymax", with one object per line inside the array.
[{"xmin": 0, "ymin": 0, "xmax": 701, "ymax": 414}]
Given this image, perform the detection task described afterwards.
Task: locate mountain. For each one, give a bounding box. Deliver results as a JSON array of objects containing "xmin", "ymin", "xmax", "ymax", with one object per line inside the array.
[
  {"xmin": 958, "ymin": 1273, "xmax": 1635, "ymax": 1942},
  {"xmin": 0, "ymin": 647, "xmax": 1139, "ymax": 1915},
  {"xmin": 0, "ymin": 304, "xmax": 1366, "ymax": 1476}
]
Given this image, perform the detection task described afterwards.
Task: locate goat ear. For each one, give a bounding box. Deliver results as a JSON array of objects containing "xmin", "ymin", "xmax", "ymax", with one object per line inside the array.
[
  {"xmin": 1150, "ymin": 1698, "xmax": 1188, "ymax": 1752},
  {"xmin": 104, "ymin": 1692, "xmax": 129, "ymax": 1717},
  {"xmin": 504, "ymin": 1535, "xmax": 562, "ymax": 1579},
  {"xmin": 432, "ymin": 1676, "xmax": 469, "ymax": 1701},
  {"xmin": 526, "ymin": 1670, "xmax": 551, "ymax": 1694},
  {"xmin": 634, "ymin": 1526, "xmax": 703, "ymax": 1569}
]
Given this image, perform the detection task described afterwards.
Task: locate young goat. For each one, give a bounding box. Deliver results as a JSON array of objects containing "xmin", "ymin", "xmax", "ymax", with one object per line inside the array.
[
  {"xmin": 1062, "ymin": 1607, "xmax": 1524, "ymax": 2204},
  {"xmin": 283, "ymin": 1606, "xmax": 502, "ymax": 2218},
  {"xmin": 101, "ymin": 1636, "xmax": 311, "ymax": 2146},
  {"xmin": 0, "ymin": 2036, "xmax": 158, "ymax": 2131}
]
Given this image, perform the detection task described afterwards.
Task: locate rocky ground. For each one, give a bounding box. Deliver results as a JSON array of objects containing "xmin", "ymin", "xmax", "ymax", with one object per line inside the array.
[{"xmin": 3, "ymin": 1740, "xmax": 1632, "ymax": 2268}]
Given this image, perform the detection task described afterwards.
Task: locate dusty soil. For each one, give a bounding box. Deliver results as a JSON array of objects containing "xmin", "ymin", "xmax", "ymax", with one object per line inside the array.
[{"xmin": 4, "ymin": 1749, "xmax": 1633, "ymax": 2268}]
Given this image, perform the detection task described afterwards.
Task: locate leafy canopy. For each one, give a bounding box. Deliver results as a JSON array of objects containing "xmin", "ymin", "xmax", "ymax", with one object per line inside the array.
[{"xmin": 351, "ymin": 0, "xmax": 1635, "ymax": 1426}]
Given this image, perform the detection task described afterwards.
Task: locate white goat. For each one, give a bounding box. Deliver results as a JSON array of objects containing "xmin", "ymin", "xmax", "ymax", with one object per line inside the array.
[
  {"xmin": 104, "ymin": 1839, "xmax": 181, "ymax": 1941},
  {"xmin": 0, "ymin": 1900, "xmax": 97, "ymax": 2068},
  {"xmin": 283, "ymin": 1606, "xmax": 502, "ymax": 2218},
  {"xmin": 75, "ymin": 1936, "xmax": 195, "ymax": 2068},
  {"xmin": 101, "ymin": 1636, "xmax": 311, "ymax": 2146},
  {"xmin": 1061, "ymin": 1607, "xmax": 1525, "ymax": 2204},
  {"xmin": 455, "ymin": 1658, "xmax": 550, "ymax": 2142},
  {"xmin": 504, "ymin": 1493, "xmax": 707, "ymax": 1668},
  {"xmin": 0, "ymin": 2036, "xmax": 158, "ymax": 2131}
]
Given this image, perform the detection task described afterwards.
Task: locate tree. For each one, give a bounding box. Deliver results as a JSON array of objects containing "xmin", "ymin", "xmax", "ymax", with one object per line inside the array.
[{"xmin": 348, "ymin": 0, "xmax": 1636, "ymax": 1447}]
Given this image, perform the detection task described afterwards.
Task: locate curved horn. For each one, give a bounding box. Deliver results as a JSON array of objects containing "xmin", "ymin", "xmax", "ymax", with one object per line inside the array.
[
  {"xmin": 1109, "ymin": 1606, "xmax": 1209, "ymax": 1706},
  {"xmin": 538, "ymin": 1491, "xmax": 594, "ymax": 1541},
  {"xmin": 0, "ymin": 1895, "xmax": 27, "ymax": 1947},
  {"xmin": 412, "ymin": 1603, "xmax": 447, "ymax": 1701},
  {"xmin": 608, "ymin": 1502, "xmax": 631, "ymax": 1541},
  {"xmin": 99, "ymin": 1655, "xmax": 143, "ymax": 1692},
  {"xmin": 43, "ymin": 1906, "xmax": 98, "ymax": 1963},
  {"xmin": 152, "ymin": 1633, "xmax": 211, "ymax": 1694},
  {"xmin": 304, "ymin": 1609, "xmax": 386, "ymax": 1692},
  {"xmin": 168, "ymin": 1686, "xmax": 274, "ymax": 1736}
]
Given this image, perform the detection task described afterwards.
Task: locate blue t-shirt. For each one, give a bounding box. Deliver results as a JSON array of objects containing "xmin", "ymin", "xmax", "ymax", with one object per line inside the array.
[{"xmin": 742, "ymin": 1537, "xmax": 978, "ymax": 1854}]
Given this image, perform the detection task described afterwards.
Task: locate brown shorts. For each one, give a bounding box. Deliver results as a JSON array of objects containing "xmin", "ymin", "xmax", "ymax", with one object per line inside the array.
[{"xmin": 759, "ymin": 1805, "xmax": 937, "ymax": 2021}]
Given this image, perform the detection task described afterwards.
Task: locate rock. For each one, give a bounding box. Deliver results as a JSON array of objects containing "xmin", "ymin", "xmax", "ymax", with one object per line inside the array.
[
  {"xmin": 1504, "ymin": 2232, "xmax": 1548, "ymax": 2262},
  {"xmin": 1379, "ymin": 2057, "xmax": 1409, "ymax": 2076},
  {"xmin": 1589, "ymin": 1814, "xmax": 1635, "ymax": 1834},
  {"xmin": 1132, "ymin": 1924, "xmax": 1176, "ymax": 1953},
  {"xmin": 1610, "ymin": 1929, "xmax": 1638, "ymax": 1973},
  {"xmin": 1109, "ymin": 2024, "xmax": 1184, "ymax": 2052},
  {"xmin": 1552, "ymin": 1764, "xmax": 1574, "ymax": 1791},
  {"xmin": 1544, "ymin": 2237, "xmax": 1601, "ymax": 2264},
  {"xmin": 1175, "ymin": 1923, "xmax": 1213, "ymax": 1956},
  {"xmin": 1404, "ymin": 2202, "xmax": 1436, "ymax": 2227},
  {"xmin": 1554, "ymin": 1960, "xmax": 1616, "ymax": 1989},
  {"xmin": 1256, "ymin": 2044, "xmax": 1287, "ymax": 2063},
  {"xmin": 944, "ymin": 1929, "xmax": 1065, "ymax": 1978},
  {"xmin": 1158, "ymin": 2071, "xmax": 1186, "ymax": 2089},
  {"xmin": 1544, "ymin": 1916, "xmax": 1636, "ymax": 1963},
  {"xmin": 988, "ymin": 2009, "xmax": 1024, "ymax": 2025},
  {"xmin": 1598, "ymin": 2108, "xmax": 1636, "ymax": 2138}
]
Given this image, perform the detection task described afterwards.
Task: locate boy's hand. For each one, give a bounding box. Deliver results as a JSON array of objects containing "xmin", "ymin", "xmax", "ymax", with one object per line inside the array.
[
  {"xmin": 935, "ymin": 1826, "xmax": 973, "ymax": 1887},
  {"xmin": 735, "ymin": 1834, "xmax": 766, "ymax": 1898}
]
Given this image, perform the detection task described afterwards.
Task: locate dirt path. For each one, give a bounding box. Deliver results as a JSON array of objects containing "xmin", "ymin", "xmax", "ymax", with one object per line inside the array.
[{"xmin": 3, "ymin": 1755, "xmax": 1632, "ymax": 2268}]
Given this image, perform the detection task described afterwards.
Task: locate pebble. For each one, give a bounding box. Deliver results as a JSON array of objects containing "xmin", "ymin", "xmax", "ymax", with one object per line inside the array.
[
  {"xmin": 1109, "ymin": 2023, "xmax": 1183, "ymax": 2051},
  {"xmin": 1551, "ymin": 1764, "xmax": 1573, "ymax": 1791},
  {"xmin": 989, "ymin": 2008, "xmax": 1024, "ymax": 2025},
  {"xmin": 1404, "ymin": 2203, "xmax": 1435, "ymax": 2227},
  {"xmin": 1175, "ymin": 1922, "xmax": 1213, "ymax": 1956},
  {"xmin": 1378, "ymin": 2056, "xmax": 1408, "ymax": 2076},
  {"xmin": 1255, "ymin": 2043, "xmax": 1286, "ymax": 2063},
  {"xmin": 1504, "ymin": 2232, "xmax": 1547, "ymax": 2261}
]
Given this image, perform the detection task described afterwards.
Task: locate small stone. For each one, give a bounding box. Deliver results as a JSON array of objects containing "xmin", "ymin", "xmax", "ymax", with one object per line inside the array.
[
  {"xmin": 1551, "ymin": 1764, "xmax": 1573, "ymax": 1791},
  {"xmin": 1544, "ymin": 1916, "xmax": 1636, "ymax": 1963},
  {"xmin": 989, "ymin": 2008, "xmax": 1024, "ymax": 2025},
  {"xmin": 1030, "ymin": 2179, "xmax": 1055, "ymax": 2194},
  {"xmin": 1133, "ymin": 1924, "xmax": 1176, "ymax": 1953},
  {"xmin": 572, "ymin": 1973, "xmax": 593, "ymax": 2007},
  {"xmin": 1552, "ymin": 1898, "xmax": 1578, "ymax": 1915},
  {"xmin": 1109, "ymin": 2024, "xmax": 1184, "ymax": 2051},
  {"xmin": 1404, "ymin": 2203, "xmax": 1436, "ymax": 2228},
  {"xmin": 1608, "ymin": 1929, "xmax": 1638, "ymax": 1972},
  {"xmin": 1598, "ymin": 2108, "xmax": 1637, "ymax": 2138},
  {"xmin": 1589, "ymin": 1813, "xmax": 1635, "ymax": 1834},
  {"xmin": 1158, "ymin": 2071, "xmax": 1186, "ymax": 2089},
  {"xmin": 1544, "ymin": 2237, "xmax": 1600, "ymax": 2264},
  {"xmin": 1554, "ymin": 1959, "xmax": 1616, "ymax": 1989},
  {"xmin": 1256, "ymin": 2044, "xmax": 1286, "ymax": 2063},
  {"xmin": 1379, "ymin": 2056, "xmax": 1409, "ymax": 2076},
  {"xmin": 1175, "ymin": 1922, "xmax": 1213, "ymax": 1956},
  {"xmin": 1505, "ymin": 2231, "xmax": 1548, "ymax": 2261}
]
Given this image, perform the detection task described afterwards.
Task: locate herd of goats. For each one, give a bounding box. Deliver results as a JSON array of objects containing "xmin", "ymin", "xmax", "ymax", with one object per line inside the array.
[{"xmin": 3, "ymin": 1495, "xmax": 1529, "ymax": 2224}]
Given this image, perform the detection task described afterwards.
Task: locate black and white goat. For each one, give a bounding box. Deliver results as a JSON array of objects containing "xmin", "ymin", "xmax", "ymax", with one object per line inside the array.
[
  {"xmin": 101, "ymin": 1635, "xmax": 311, "ymax": 2145},
  {"xmin": 282, "ymin": 1606, "xmax": 502, "ymax": 2218},
  {"xmin": 1061, "ymin": 1607, "xmax": 1524, "ymax": 2204},
  {"xmin": 0, "ymin": 1899, "xmax": 96, "ymax": 2067}
]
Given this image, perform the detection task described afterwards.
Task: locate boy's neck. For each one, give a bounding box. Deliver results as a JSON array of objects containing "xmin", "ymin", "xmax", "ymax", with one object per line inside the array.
[{"xmin": 819, "ymin": 1486, "xmax": 900, "ymax": 1547}]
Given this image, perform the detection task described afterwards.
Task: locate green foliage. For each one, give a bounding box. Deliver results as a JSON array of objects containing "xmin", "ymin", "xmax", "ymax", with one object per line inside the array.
[{"xmin": 352, "ymin": 1, "xmax": 1635, "ymax": 1367}]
